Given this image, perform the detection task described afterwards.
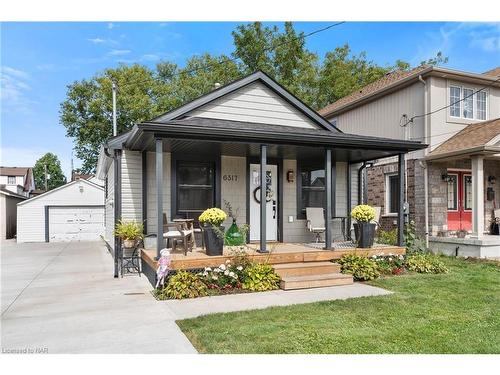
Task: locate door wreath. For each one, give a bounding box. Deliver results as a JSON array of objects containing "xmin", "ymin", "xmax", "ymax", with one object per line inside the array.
[{"xmin": 253, "ymin": 187, "xmax": 274, "ymax": 203}]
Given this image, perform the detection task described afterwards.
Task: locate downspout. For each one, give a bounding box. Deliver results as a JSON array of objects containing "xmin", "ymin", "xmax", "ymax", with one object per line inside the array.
[
  {"xmin": 357, "ymin": 161, "xmax": 373, "ymax": 204},
  {"xmin": 418, "ymin": 74, "xmax": 430, "ymax": 247},
  {"xmin": 113, "ymin": 149, "xmax": 122, "ymax": 278}
]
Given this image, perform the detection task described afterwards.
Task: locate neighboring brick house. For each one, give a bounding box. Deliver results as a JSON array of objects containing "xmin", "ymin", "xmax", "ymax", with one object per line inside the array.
[{"xmin": 319, "ymin": 65, "xmax": 500, "ymax": 257}]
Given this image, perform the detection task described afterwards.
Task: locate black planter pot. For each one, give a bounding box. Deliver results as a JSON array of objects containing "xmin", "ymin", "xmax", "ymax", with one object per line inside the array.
[
  {"xmin": 203, "ymin": 225, "xmax": 225, "ymax": 256},
  {"xmin": 353, "ymin": 222, "xmax": 376, "ymax": 248}
]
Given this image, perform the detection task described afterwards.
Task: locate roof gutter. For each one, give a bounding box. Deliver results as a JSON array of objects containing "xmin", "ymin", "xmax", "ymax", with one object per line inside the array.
[
  {"xmin": 425, "ymin": 146, "xmax": 500, "ymax": 161},
  {"xmin": 134, "ymin": 122, "xmax": 427, "ymax": 152}
]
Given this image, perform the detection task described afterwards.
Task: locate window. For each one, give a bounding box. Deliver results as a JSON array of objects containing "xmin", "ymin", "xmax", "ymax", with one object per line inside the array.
[
  {"xmin": 464, "ymin": 175, "xmax": 472, "ymax": 211},
  {"xmin": 463, "ymin": 88, "xmax": 474, "ymax": 119},
  {"xmin": 386, "ymin": 174, "xmax": 400, "ymax": 214},
  {"xmin": 7, "ymin": 176, "xmax": 16, "ymax": 185},
  {"xmin": 449, "ymin": 85, "xmax": 487, "ymax": 121},
  {"xmin": 176, "ymin": 160, "xmax": 215, "ymax": 219},
  {"xmin": 297, "ymin": 163, "xmax": 334, "ymax": 219},
  {"xmin": 476, "ymin": 90, "xmax": 487, "ymax": 120},
  {"xmin": 447, "ymin": 174, "xmax": 458, "ymax": 211},
  {"xmin": 450, "ymin": 86, "xmax": 461, "ymax": 117}
]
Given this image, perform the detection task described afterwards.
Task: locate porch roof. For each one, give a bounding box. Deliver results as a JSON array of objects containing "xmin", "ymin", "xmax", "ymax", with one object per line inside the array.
[
  {"xmin": 121, "ymin": 117, "xmax": 426, "ymax": 163},
  {"xmin": 426, "ymin": 117, "xmax": 500, "ymax": 161}
]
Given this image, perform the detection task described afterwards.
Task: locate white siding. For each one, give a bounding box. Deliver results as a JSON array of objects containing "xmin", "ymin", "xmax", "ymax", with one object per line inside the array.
[
  {"xmin": 17, "ymin": 180, "xmax": 104, "ymax": 243},
  {"xmin": 331, "ymin": 82, "xmax": 425, "ymax": 162},
  {"xmin": 146, "ymin": 152, "xmax": 171, "ymax": 234},
  {"xmin": 121, "ymin": 150, "xmax": 142, "ymax": 222},
  {"xmin": 104, "ymin": 161, "xmax": 115, "ymax": 246},
  {"xmin": 221, "ymin": 156, "xmax": 246, "ymax": 227},
  {"xmin": 189, "ymin": 81, "xmax": 319, "ymax": 129}
]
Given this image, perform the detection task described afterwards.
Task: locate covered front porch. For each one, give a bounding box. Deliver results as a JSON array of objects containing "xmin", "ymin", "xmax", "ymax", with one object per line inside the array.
[{"xmin": 424, "ymin": 118, "xmax": 500, "ymax": 257}]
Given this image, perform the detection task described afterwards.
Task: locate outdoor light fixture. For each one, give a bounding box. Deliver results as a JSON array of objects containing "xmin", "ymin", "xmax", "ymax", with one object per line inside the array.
[
  {"xmin": 488, "ymin": 176, "xmax": 496, "ymax": 185},
  {"xmin": 287, "ymin": 170, "xmax": 295, "ymax": 183}
]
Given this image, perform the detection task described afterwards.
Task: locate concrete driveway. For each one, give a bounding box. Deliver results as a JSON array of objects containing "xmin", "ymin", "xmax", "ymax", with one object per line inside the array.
[{"xmin": 1, "ymin": 240, "xmax": 196, "ymax": 354}]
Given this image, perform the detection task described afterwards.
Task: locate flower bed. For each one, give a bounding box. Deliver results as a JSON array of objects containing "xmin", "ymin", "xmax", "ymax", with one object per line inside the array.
[
  {"xmin": 154, "ymin": 256, "xmax": 281, "ymax": 300},
  {"xmin": 338, "ymin": 251, "xmax": 449, "ymax": 281}
]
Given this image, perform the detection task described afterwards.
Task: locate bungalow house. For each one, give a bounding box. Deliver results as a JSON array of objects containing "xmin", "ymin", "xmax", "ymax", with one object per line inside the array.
[
  {"xmin": 319, "ymin": 65, "xmax": 500, "ymax": 258},
  {"xmin": 96, "ymin": 71, "xmax": 425, "ymax": 281}
]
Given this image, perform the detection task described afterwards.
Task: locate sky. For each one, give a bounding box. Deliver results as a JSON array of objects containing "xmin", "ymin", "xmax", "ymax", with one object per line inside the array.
[{"xmin": 1, "ymin": 21, "xmax": 499, "ymax": 179}]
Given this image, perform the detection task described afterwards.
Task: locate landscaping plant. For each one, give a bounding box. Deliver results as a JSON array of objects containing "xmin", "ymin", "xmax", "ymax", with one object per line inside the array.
[
  {"xmin": 199, "ymin": 260, "xmax": 244, "ymax": 291},
  {"xmin": 376, "ymin": 228, "xmax": 397, "ymax": 246},
  {"xmin": 405, "ymin": 253, "xmax": 449, "ymax": 274},
  {"xmin": 158, "ymin": 271, "xmax": 208, "ymax": 300},
  {"xmin": 371, "ymin": 253, "xmax": 405, "ymax": 275},
  {"xmin": 404, "ymin": 220, "xmax": 427, "ymax": 254},
  {"xmin": 242, "ymin": 263, "xmax": 281, "ymax": 291},
  {"xmin": 338, "ymin": 253, "xmax": 380, "ymax": 281}
]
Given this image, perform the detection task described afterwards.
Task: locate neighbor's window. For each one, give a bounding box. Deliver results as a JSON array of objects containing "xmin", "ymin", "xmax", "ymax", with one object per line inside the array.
[
  {"xmin": 450, "ymin": 86, "xmax": 461, "ymax": 117},
  {"xmin": 447, "ymin": 174, "xmax": 458, "ymax": 211},
  {"xmin": 476, "ymin": 90, "xmax": 487, "ymax": 120},
  {"xmin": 176, "ymin": 160, "xmax": 215, "ymax": 220},
  {"xmin": 7, "ymin": 176, "xmax": 16, "ymax": 185},
  {"xmin": 463, "ymin": 88, "xmax": 474, "ymax": 119},
  {"xmin": 386, "ymin": 174, "xmax": 400, "ymax": 214},
  {"xmin": 449, "ymin": 85, "xmax": 487, "ymax": 121},
  {"xmin": 297, "ymin": 163, "xmax": 334, "ymax": 219}
]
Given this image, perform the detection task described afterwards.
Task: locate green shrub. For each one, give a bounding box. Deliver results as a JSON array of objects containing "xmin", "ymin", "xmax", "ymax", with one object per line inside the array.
[
  {"xmin": 158, "ymin": 271, "xmax": 208, "ymax": 300},
  {"xmin": 376, "ymin": 229, "xmax": 397, "ymax": 246},
  {"xmin": 338, "ymin": 253, "xmax": 380, "ymax": 281},
  {"xmin": 405, "ymin": 253, "xmax": 448, "ymax": 274},
  {"xmin": 371, "ymin": 253, "xmax": 405, "ymax": 275},
  {"xmin": 114, "ymin": 220, "xmax": 144, "ymax": 240},
  {"xmin": 242, "ymin": 263, "xmax": 280, "ymax": 291},
  {"xmin": 404, "ymin": 221, "xmax": 427, "ymax": 254}
]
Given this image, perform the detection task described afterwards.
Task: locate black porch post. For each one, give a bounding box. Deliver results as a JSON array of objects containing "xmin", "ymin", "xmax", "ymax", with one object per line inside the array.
[
  {"xmin": 258, "ymin": 144, "xmax": 268, "ymax": 253},
  {"xmin": 324, "ymin": 149, "xmax": 332, "ymax": 250},
  {"xmin": 155, "ymin": 138, "xmax": 163, "ymax": 259},
  {"xmin": 113, "ymin": 150, "xmax": 122, "ymax": 278},
  {"xmin": 397, "ymin": 153, "xmax": 405, "ymax": 247},
  {"xmin": 346, "ymin": 163, "xmax": 352, "ymax": 241}
]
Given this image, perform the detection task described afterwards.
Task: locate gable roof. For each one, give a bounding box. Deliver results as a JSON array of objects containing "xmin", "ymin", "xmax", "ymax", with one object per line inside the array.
[
  {"xmin": 17, "ymin": 178, "xmax": 103, "ymax": 206},
  {"xmin": 152, "ymin": 70, "xmax": 339, "ymax": 132},
  {"xmin": 483, "ymin": 67, "xmax": 500, "ymax": 77},
  {"xmin": 426, "ymin": 118, "xmax": 500, "ymax": 160},
  {"xmin": 319, "ymin": 65, "xmax": 500, "ymax": 117},
  {"xmin": 0, "ymin": 167, "xmax": 31, "ymax": 177}
]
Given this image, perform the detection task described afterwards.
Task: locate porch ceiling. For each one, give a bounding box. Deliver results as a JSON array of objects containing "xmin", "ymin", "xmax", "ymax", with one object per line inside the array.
[{"xmin": 123, "ymin": 117, "xmax": 426, "ymax": 163}]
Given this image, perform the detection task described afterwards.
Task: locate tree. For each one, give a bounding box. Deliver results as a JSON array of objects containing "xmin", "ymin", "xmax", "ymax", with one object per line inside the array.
[
  {"xmin": 33, "ymin": 153, "xmax": 66, "ymax": 191},
  {"xmin": 61, "ymin": 22, "xmax": 415, "ymax": 172}
]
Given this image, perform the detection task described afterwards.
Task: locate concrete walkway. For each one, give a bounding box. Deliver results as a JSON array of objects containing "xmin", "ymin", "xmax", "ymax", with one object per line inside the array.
[
  {"xmin": 164, "ymin": 283, "xmax": 392, "ymax": 319},
  {"xmin": 1, "ymin": 240, "xmax": 196, "ymax": 354}
]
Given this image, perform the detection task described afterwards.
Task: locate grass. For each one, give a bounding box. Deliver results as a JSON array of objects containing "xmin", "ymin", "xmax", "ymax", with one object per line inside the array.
[{"xmin": 177, "ymin": 256, "xmax": 500, "ymax": 353}]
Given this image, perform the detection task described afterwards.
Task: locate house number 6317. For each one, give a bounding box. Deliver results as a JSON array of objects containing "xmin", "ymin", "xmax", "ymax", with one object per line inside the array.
[{"xmin": 223, "ymin": 175, "xmax": 238, "ymax": 182}]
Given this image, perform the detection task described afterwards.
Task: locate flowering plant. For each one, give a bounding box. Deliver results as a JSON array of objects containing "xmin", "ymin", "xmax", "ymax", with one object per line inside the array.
[
  {"xmin": 199, "ymin": 207, "xmax": 227, "ymax": 227},
  {"xmin": 351, "ymin": 204, "xmax": 376, "ymax": 223},
  {"xmin": 198, "ymin": 260, "xmax": 244, "ymax": 290},
  {"xmin": 371, "ymin": 253, "xmax": 406, "ymax": 275}
]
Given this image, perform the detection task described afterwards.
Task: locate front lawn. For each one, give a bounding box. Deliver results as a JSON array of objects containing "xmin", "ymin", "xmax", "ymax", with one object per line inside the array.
[{"xmin": 177, "ymin": 257, "xmax": 500, "ymax": 353}]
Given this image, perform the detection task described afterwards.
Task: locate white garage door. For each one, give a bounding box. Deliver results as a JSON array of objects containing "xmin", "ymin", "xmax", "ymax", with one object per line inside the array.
[{"xmin": 48, "ymin": 206, "xmax": 104, "ymax": 242}]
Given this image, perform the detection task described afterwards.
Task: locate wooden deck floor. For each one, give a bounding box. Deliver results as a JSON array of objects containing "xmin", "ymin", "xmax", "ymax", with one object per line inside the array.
[{"xmin": 141, "ymin": 242, "xmax": 405, "ymax": 271}]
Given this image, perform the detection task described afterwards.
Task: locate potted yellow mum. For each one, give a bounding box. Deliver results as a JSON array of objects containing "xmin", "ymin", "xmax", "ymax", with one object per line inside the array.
[
  {"xmin": 199, "ymin": 207, "xmax": 227, "ymax": 256},
  {"xmin": 351, "ymin": 205, "xmax": 376, "ymax": 248}
]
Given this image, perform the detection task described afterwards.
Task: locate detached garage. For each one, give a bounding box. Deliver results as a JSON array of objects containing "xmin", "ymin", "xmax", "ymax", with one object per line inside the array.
[{"xmin": 17, "ymin": 179, "xmax": 104, "ymax": 243}]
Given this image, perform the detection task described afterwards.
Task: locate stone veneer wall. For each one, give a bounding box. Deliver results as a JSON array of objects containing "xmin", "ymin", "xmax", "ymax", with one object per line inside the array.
[{"xmin": 368, "ymin": 157, "xmax": 500, "ymax": 236}]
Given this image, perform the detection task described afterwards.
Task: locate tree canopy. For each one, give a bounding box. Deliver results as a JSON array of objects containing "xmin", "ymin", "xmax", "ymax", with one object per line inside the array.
[
  {"xmin": 33, "ymin": 152, "xmax": 66, "ymax": 191},
  {"xmin": 60, "ymin": 22, "xmax": 447, "ymax": 172}
]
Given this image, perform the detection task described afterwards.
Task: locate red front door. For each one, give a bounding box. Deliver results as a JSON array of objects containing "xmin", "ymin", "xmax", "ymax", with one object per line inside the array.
[{"xmin": 447, "ymin": 171, "xmax": 472, "ymax": 231}]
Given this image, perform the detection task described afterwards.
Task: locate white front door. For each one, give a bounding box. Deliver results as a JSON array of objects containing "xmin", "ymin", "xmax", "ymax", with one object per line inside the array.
[{"xmin": 249, "ymin": 164, "xmax": 278, "ymax": 241}]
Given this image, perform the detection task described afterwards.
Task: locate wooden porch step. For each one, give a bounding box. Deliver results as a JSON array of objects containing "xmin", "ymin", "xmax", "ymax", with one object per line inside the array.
[
  {"xmin": 280, "ymin": 273, "xmax": 353, "ymax": 290},
  {"xmin": 273, "ymin": 261, "xmax": 340, "ymax": 277}
]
